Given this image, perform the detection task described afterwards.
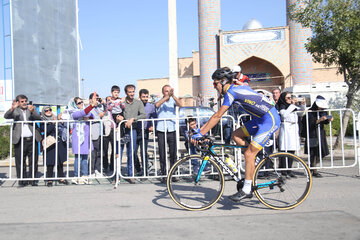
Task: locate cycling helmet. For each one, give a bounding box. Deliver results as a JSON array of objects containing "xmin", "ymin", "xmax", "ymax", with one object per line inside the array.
[{"xmin": 212, "ymin": 67, "xmax": 234, "ymax": 85}]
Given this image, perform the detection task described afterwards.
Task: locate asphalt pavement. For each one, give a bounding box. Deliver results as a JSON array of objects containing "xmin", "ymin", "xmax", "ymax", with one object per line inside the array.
[{"xmin": 0, "ymin": 167, "xmax": 359, "ymax": 240}]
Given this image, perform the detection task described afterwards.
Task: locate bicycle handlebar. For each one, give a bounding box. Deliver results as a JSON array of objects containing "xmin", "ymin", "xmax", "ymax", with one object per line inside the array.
[{"xmin": 190, "ymin": 136, "xmax": 215, "ymax": 152}]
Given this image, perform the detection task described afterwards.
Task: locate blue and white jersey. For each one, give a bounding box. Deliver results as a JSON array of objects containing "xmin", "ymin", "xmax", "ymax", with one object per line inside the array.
[{"xmin": 222, "ymin": 85, "xmax": 274, "ymax": 118}]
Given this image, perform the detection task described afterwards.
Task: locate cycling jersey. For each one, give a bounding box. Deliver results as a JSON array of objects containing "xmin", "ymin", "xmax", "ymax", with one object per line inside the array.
[
  {"xmin": 222, "ymin": 84, "xmax": 274, "ymax": 118},
  {"xmin": 223, "ymin": 84, "xmax": 280, "ymax": 150}
]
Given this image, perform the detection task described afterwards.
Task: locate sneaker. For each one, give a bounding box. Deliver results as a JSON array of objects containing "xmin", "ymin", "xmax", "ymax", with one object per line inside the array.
[
  {"xmin": 95, "ymin": 170, "xmax": 104, "ymax": 178},
  {"xmin": 71, "ymin": 179, "xmax": 78, "ymax": 185},
  {"xmin": 312, "ymin": 171, "xmax": 323, "ymax": 178},
  {"xmin": 77, "ymin": 178, "xmax": 86, "ymax": 185},
  {"xmin": 82, "ymin": 177, "xmax": 92, "ymax": 184},
  {"xmin": 127, "ymin": 178, "xmax": 136, "ymax": 184},
  {"xmin": 229, "ymin": 190, "xmax": 253, "ymax": 202},
  {"xmin": 288, "ymin": 172, "xmax": 297, "ymax": 178},
  {"xmin": 89, "ymin": 173, "xmax": 96, "ymax": 178},
  {"xmin": 95, "ymin": 172, "xmax": 105, "ymax": 178}
]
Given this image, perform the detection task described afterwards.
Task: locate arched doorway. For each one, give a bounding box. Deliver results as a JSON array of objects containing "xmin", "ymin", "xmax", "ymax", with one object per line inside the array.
[{"xmin": 240, "ymin": 56, "xmax": 284, "ymax": 92}]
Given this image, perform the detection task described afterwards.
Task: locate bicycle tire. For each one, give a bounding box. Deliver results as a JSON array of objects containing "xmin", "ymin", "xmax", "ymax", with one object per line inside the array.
[
  {"xmin": 253, "ymin": 152, "xmax": 312, "ymax": 210},
  {"xmin": 167, "ymin": 155, "xmax": 225, "ymax": 211}
]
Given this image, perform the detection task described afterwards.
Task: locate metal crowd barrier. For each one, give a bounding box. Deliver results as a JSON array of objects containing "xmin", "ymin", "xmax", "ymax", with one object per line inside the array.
[
  {"xmin": 115, "ymin": 115, "xmax": 234, "ymax": 185},
  {"xmin": 1, "ymin": 108, "xmax": 359, "ymax": 187},
  {"xmin": 237, "ymin": 108, "xmax": 358, "ymax": 174},
  {"xmin": 0, "ymin": 119, "xmax": 117, "ymax": 185}
]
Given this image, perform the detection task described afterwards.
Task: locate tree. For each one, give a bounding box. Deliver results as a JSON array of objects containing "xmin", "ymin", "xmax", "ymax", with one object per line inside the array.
[{"xmin": 288, "ymin": 0, "xmax": 360, "ymax": 149}]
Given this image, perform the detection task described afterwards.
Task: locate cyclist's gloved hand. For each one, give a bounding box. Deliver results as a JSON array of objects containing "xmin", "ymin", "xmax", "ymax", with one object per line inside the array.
[
  {"xmin": 191, "ymin": 132, "xmax": 203, "ymax": 141},
  {"xmin": 191, "ymin": 128, "xmax": 200, "ymax": 134}
]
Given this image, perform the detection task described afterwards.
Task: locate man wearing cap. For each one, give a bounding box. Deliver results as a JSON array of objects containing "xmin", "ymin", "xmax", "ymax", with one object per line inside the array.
[{"xmin": 232, "ymin": 65, "xmax": 250, "ymax": 86}]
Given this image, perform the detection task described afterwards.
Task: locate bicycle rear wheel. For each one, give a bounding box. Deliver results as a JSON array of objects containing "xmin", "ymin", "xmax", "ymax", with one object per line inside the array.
[
  {"xmin": 167, "ymin": 155, "xmax": 225, "ymax": 211},
  {"xmin": 253, "ymin": 152, "xmax": 312, "ymax": 210}
]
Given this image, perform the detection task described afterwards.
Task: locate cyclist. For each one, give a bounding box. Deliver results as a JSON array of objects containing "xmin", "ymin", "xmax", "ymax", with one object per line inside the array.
[{"xmin": 191, "ymin": 67, "xmax": 281, "ymax": 202}]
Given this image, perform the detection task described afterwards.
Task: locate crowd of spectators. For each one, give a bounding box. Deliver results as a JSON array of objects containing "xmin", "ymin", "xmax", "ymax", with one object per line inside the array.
[{"xmin": 4, "ymin": 77, "xmax": 332, "ymax": 187}]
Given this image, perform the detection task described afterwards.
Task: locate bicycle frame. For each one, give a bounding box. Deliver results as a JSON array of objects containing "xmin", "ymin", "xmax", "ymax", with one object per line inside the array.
[
  {"xmin": 196, "ymin": 141, "xmax": 281, "ymax": 191},
  {"xmin": 196, "ymin": 142, "xmax": 246, "ymax": 183}
]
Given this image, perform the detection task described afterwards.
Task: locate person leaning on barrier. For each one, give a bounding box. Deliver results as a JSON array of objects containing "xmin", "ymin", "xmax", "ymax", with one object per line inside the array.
[
  {"xmin": 121, "ymin": 84, "xmax": 146, "ymax": 183},
  {"xmin": 4, "ymin": 95, "xmax": 42, "ymax": 187},
  {"xmin": 134, "ymin": 89, "xmax": 157, "ymax": 177},
  {"xmin": 89, "ymin": 93, "xmax": 106, "ymax": 178},
  {"xmin": 155, "ymin": 85, "xmax": 183, "ymax": 183},
  {"xmin": 276, "ymin": 92, "xmax": 305, "ymax": 179},
  {"xmin": 301, "ymin": 95, "xmax": 333, "ymax": 178},
  {"xmin": 40, "ymin": 106, "xmax": 68, "ymax": 186}
]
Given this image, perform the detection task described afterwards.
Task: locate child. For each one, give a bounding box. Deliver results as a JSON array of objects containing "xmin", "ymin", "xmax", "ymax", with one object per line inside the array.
[
  {"xmin": 184, "ymin": 117, "xmax": 210, "ymax": 174},
  {"xmin": 184, "ymin": 117, "xmax": 199, "ymax": 155},
  {"xmin": 107, "ymin": 85, "xmax": 124, "ymax": 127}
]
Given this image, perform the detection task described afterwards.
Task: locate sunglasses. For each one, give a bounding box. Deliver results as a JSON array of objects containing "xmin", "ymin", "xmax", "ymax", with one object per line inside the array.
[
  {"xmin": 285, "ymin": 97, "xmax": 292, "ymax": 99},
  {"xmin": 76, "ymin": 101, "xmax": 83, "ymax": 105},
  {"xmin": 44, "ymin": 109, "xmax": 52, "ymax": 113}
]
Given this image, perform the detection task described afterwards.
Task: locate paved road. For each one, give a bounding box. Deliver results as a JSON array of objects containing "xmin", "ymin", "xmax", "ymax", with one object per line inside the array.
[{"xmin": 0, "ymin": 167, "xmax": 359, "ymax": 240}]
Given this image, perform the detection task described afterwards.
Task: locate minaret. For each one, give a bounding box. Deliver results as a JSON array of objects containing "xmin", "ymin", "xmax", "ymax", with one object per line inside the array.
[
  {"xmin": 287, "ymin": 0, "xmax": 313, "ymax": 85},
  {"xmin": 198, "ymin": 0, "xmax": 221, "ymax": 97}
]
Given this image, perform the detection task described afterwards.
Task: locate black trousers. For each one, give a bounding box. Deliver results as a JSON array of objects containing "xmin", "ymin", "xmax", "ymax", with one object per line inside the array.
[
  {"xmin": 103, "ymin": 129, "xmax": 114, "ymax": 172},
  {"xmin": 14, "ymin": 138, "xmax": 39, "ymax": 182},
  {"xmin": 157, "ymin": 131, "xmax": 177, "ymax": 176},
  {"xmin": 90, "ymin": 138, "xmax": 102, "ymax": 174},
  {"xmin": 46, "ymin": 164, "xmax": 65, "ymax": 178},
  {"xmin": 279, "ymin": 150, "xmax": 295, "ymax": 174}
]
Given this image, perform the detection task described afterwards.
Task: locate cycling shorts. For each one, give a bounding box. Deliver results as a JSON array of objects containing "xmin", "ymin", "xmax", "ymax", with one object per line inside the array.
[{"xmin": 240, "ymin": 107, "xmax": 280, "ymax": 150}]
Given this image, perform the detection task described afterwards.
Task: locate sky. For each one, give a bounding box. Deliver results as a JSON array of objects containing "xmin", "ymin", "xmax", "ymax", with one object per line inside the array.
[{"xmin": 1, "ymin": 0, "xmax": 287, "ymax": 100}]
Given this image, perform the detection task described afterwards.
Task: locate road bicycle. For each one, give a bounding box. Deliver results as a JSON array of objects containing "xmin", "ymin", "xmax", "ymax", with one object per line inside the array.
[{"xmin": 167, "ymin": 137, "xmax": 312, "ymax": 211}]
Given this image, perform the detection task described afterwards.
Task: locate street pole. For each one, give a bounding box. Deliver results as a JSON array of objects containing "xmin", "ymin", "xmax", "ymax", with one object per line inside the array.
[{"xmin": 81, "ymin": 77, "xmax": 85, "ymax": 99}]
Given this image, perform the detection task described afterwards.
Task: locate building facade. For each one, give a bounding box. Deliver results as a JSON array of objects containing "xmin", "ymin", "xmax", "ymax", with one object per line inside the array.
[{"xmin": 137, "ymin": 19, "xmax": 343, "ymax": 105}]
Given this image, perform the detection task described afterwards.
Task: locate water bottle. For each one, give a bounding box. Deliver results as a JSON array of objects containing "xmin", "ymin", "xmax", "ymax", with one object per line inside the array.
[{"xmin": 224, "ymin": 154, "xmax": 238, "ymax": 173}]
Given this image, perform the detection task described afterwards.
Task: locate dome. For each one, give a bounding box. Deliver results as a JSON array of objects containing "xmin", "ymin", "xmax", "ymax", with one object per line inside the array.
[{"xmin": 242, "ymin": 18, "xmax": 264, "ymax": 30}]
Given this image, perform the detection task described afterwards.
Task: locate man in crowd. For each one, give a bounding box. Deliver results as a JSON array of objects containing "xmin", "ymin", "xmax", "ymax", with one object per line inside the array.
[
  {"xmin": 272, "ymin": 87, "xmax": 281, "ymax": 104},
  {"xmin": 155, "ymin": 85, "xmax": 183, "ymax": 183},
  {"xmin": 4, "ymin": 95, "xmax": 42, "ymax": 187},
  {"xmin": 122, "ymin": 84, "xmax": 146, "ymax": 183},
  {"xmin": 134, "ymin": 89, "xmax": 157, "ymax": 177}
]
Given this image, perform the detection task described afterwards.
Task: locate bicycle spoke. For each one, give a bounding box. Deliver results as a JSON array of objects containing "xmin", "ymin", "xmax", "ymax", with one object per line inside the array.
[
  {"xmin": 254, "ymin": 153, "xmax": 312, "ymax": 210},
  {"xmin": 167, "ymin": 155, "xmax": 225, "ymax": 210}
]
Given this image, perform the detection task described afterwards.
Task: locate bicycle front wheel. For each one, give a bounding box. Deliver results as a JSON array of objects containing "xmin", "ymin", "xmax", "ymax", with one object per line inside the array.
[
  {"xmin": 167, "ymin": 155, "xmax": 225, "ymax": 211},
  {"xmin": 253, "ymin": 152, "xmax": 312, "ymax": 210}
]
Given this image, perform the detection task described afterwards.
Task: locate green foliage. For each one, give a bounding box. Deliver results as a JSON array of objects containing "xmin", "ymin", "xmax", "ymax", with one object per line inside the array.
[
  {"xmin": 289, "ymin": 0, "xmax": 360, "ymax": 145},
  {"xmin": 0, "ymin": 126, "xmax": 11, "ymax": 159},
  {"xmin": 289, "ymin": 0, "xmax": 360, "ymax": 104},
  {"xmin": 324, "ymin": 111, "xmax": 354, "ymax": 136}
]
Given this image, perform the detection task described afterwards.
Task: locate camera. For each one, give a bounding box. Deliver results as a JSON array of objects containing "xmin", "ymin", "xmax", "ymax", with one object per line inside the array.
[
  {"xmin": 96, "ymin": 97, "xmax": 102, "ymax": 104},
  {"xmin": 29, "ymin": 101, "xmax": 33, "ymax": 105}
]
